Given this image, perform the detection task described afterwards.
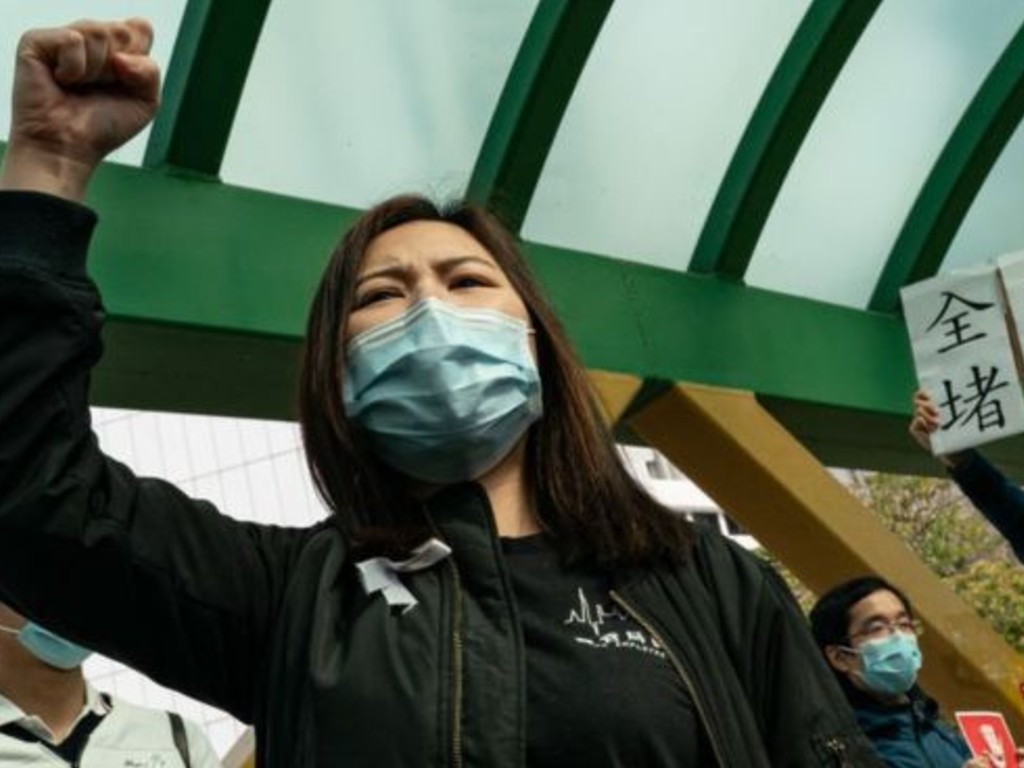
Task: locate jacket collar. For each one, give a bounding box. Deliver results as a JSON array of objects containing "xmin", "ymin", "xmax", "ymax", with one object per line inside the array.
[
  {"xmin": 422, "ymin": 482, "xmax": 504, "ymax": 572},
  {"xmin": 849, "ymin": 684, "xmax": 939, "ymax": 737}
]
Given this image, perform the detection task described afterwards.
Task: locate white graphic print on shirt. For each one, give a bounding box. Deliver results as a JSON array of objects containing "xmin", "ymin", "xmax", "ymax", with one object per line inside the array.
[{"xmin": 563, "ymin": 587, "xmax": 666, "ymax": 659}]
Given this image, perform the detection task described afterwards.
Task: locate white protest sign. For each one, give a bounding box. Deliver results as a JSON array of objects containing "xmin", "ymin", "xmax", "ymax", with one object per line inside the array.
[
  {"xmin": 955, "ymin": 711, "xmax": 1019, "ymax": 768},
  {"xmin": 997, "ymin": 250, "xmax": 1024, "ymax": 379},
  {"xmin": 901, "ymin": 265, "xmax": 1024, "ymax": 454}
]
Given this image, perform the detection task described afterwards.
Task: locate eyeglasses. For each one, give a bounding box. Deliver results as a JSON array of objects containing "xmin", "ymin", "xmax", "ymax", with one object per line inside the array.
[{"xmin": 848, "ymin": 618, "xmax": 923, "ymax": 642}]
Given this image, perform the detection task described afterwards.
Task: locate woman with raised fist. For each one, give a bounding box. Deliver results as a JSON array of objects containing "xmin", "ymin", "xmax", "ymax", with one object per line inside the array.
[{"xmin": 0, "ymin": 18, "xmax": 883, "ymax": 768}]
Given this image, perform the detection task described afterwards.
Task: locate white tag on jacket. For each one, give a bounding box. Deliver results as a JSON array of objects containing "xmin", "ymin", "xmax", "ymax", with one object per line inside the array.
[{"xmin": 355, "ymin": 538, "xmax": 452, "ymax": 613}]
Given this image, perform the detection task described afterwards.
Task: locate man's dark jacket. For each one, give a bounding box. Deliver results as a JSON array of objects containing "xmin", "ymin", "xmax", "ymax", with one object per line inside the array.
[
  {"xmin": 951, "ymin": 450, "xmax": 1024, "ymax": 562},
  {"xmin": 847, "ymin": 685, "xmax": 970, "ymax": 768},
  {"xmin": 0, "ymin": 192, "xmax": 883, "ymax": 767}
]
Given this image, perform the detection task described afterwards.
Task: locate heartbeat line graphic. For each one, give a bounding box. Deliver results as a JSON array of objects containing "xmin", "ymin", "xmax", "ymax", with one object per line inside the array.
[{"xmin": 564, "ymin": 588, "xmax": 627, "ymax": 637}]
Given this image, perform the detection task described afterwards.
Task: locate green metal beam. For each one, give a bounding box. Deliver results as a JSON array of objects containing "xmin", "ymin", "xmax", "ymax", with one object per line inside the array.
[
  {"xmin": 759, "ymin": 395, "xmax": 1024, "ymax": 480},
  {"xmin": 870, "ymin": 20, "xmax": 1024, "ymax": 313},
  {"xmin": 465, "ymin": 0, "xmax": 613, "ymax": 233},
  {"xmin": 688, "ymin": 0, "xmax": 880, "ymax": 279},
  {"xmin": 143, "ymin": 0, "xmax": 272, "ymax": 176},
  {"xmin": 1, "ymin": 143, "xmax": 937, "ymax": 472},
  {"xmin": 527, "ymin": 244, "xmax": 914, "ymax": 418},
  {"xmin": 68, "ymin": 152, "xmax": 913, "ymax": 415}
]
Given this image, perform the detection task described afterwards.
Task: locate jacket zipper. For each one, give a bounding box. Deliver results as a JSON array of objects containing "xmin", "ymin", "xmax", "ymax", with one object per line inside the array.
[
  {"xmin": 911, "ymin": 707, "xmax": 939, "ymax": 768},
  {"xmin": 824, "ymin": 736, "xmax": 851, "ymax": 767},
  {"xmin": 610, "ymin": 590, "xmax": 728, "ymax": 767},
  {"xmin": 447, "ymin": 558, "xmax": 465, "ymax": 768}
]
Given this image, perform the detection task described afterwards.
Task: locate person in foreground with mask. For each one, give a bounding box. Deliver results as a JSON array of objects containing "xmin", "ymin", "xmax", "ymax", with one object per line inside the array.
[
  {"xmin": 0, "ymin": 17, "xmax": 884, "ymax": 768},
  {"xmin": 0, "ymin": 601, "xmax": 218, "ymax": 767},
  {"xmin": 810, "ymin": 576, "xmax": 996, "ymax": 768}
]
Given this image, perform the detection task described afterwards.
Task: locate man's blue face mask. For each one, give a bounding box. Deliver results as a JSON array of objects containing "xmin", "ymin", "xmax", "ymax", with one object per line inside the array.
[
  {"xmin": 343, "ymin": 299, "xmax": 543, "ymax": 484},
  {"xmin": 0, "ymin": 621, "xmax": 92, "ymax": 670},
  {"xmin": 844, "ymin": 632, "xmax": 922, "ymax": 697}
]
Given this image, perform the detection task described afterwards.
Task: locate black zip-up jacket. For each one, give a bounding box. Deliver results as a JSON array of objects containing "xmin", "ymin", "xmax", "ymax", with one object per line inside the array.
[{"xmin": 0, "ymin": 192, "xmax": 884, "ymax": 767}]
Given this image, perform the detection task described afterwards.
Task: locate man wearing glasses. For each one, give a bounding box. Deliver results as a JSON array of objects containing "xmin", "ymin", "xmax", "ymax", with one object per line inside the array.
[{"xmin": 809, "ymin": 576, "xmax": 985, "ymax": 768}]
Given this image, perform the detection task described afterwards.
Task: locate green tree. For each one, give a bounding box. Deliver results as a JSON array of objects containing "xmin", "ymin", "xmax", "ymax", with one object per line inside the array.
[{"xmin": 847, "ymin": 472, "xmax": 1008, "ymax": 577}]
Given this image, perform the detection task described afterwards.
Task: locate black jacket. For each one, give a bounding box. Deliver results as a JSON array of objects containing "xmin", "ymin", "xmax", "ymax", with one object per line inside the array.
[
  {"xmin": 950, "ymin": 450, "xmax": 1024, "ymax": 563},
  {"xmin": 0, "ymin": 191, "xmax": 883, "ymax": 767}
]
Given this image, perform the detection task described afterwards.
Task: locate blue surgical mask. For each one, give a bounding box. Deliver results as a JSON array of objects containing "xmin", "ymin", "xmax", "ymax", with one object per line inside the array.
[
  {"xmin": 344, "ymin": 299, "xmax": 543, "ymax": 484},
  {"xmin": 0, "ymin": 622, "xmax": 92, "ymax": 670},
  {"xmin": 849, "ymin": 632, "xmax": 922, "ymax": 697}
]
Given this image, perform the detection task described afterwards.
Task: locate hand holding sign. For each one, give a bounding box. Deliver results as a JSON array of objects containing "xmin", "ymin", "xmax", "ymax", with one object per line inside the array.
[
  {"xmin": 956, "ymin": 711, "xmax": 1019, "ymax": 768},
  {"xmin": 909, "ymin": 389, "xmax": 972, "ymax": 469}
]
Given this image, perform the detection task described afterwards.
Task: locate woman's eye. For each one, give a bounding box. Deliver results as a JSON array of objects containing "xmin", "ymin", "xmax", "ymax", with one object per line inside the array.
[
  {"xmin": 451, "ymin": 275, "xmax": 488, "ymax": 289},
  {"xmin": 357, "ymin": 288, "xmax": 400, "ymax": 307}
]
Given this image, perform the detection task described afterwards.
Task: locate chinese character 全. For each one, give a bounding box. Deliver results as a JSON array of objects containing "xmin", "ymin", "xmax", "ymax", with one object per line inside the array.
[{"xmin": 926, "ymin": 291, "xmax": 995, "ymax": 353}]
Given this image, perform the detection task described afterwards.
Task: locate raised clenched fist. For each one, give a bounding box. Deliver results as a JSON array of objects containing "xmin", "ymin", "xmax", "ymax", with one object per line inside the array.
[{"xmin": 2, "ymin": 18, "xmax": 161, "ymax": 199}]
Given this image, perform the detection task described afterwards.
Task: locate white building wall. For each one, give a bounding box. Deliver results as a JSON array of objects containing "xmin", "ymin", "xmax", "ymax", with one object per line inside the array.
[{"xmin": 84, "ymin": 407, "xmax": 330, "ymax": 757}]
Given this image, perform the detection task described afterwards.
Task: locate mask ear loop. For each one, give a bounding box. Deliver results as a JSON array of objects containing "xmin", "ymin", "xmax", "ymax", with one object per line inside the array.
[{"xmin": 832, "ymin": 643, "xmax": 872, "ymax": 690}]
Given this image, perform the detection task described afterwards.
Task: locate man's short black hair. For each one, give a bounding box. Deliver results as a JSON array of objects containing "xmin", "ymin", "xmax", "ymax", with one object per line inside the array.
[{"xmin": 809, "ymin": 575, "xmax": 914, "ymax": 649}]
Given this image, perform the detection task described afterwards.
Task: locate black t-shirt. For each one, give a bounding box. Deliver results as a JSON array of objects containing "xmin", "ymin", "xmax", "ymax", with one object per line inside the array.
[{"xmin": 501, "ymin": 534, "xmax": 713, "ymax": 767}]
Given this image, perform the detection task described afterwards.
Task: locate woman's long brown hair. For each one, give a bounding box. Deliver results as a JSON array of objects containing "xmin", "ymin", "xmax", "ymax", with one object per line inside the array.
[{"xmin": 299, "ymin": 195, "xmax": 695, "ymax": 567}]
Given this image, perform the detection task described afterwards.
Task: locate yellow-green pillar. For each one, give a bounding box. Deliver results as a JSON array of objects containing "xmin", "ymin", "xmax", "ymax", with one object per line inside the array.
[{"xmin": 629, "ymin": 381, "xmax": 1024, "ymax": 730}]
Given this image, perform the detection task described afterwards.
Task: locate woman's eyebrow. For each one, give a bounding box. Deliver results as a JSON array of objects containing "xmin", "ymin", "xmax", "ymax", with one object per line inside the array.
[
  {"xmin": 355, "ymin": 264, "xmax": 411, "ymax": 288},
  {"xmin": 435, "ymin": 255, "xmax": 498, "ymax": 273},
  {"xmin": 356, "ymin": 256, "xmax": 495, "ymax": 287}
]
